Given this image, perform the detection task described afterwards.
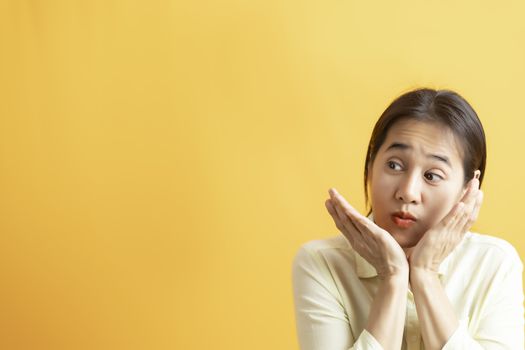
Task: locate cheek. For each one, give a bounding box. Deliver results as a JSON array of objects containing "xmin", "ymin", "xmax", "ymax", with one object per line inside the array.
[
  {"xmin": 424, "ymin": 189, "xmax": 461, "ymax": 224},
  {"xmin": 369, "ymin": 174, "xmax": 394, "ymax": 209}
]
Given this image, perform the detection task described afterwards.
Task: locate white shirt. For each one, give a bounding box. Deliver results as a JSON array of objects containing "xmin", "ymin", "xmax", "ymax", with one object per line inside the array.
[{"xmin": 292, "ymin": 229, "xmax": 524, "ymax": 349}]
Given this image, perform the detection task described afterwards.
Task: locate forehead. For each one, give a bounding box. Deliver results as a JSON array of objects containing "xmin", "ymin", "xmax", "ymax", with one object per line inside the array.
[{"xmin": 380, "ymin": 119, "xmax": 463, "ymax": 165}]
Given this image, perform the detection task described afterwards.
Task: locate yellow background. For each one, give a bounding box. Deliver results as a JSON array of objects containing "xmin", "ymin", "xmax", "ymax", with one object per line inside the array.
[{"xmin": 1, "ymin": 1, "xmax": 524, "ymax": 349}]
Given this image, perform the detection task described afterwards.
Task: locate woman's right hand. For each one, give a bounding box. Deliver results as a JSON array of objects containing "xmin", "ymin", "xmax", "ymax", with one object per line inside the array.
[{"xmin": 325, "ymin": 188, "xmax": 409, "ymax": 279}]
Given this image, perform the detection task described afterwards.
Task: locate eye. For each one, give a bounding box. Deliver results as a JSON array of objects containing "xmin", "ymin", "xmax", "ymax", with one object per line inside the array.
[
  {"xmin": 424, "ymin": 172, "xmax": 443, "ymax": 183},
  {"xmin": 387, "ymin": 160, "xmax": 402, "ymax": 171}
]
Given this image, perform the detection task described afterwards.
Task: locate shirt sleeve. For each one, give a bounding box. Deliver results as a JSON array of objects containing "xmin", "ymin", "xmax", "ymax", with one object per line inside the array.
[
  {"xmin": 441, "ymin": 250, "xmax": 524, "ymax": 349},
  {"xmin": 291, "ymin": 245, "xmax": 384, "ymax": 350}
]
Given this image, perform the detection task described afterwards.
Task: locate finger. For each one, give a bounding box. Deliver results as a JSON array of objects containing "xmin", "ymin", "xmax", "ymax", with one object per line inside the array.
[
  {"xmin": 325, "ymin": 198, "xmax": 337, "ymax": 217},
  {"xmin": 443, "ymin": 177, "xmax": 478, "ymax": 232},
  {"xmin": 331, "ymin": 196, "xmax": 362, "ymax": 237},
  {"xmin": 328, "ymin": 190, "xmax": 390, "ymax": 251},
  {"xmin": 329, "ymin": 188, "xmax": 366, "ymax": 222},
  {"xmin": 325, "ymin": 199, "xmax": 347, "ymax": 231},
  {"xmin": 462, "ymin": 190, "xmax": 484, "ymax": 232},
  {"xmin": 455, "ymin": 206, "xmax": 471, "ymax": 234},
  {"xmin": 328, "ymin": 189, "xmax": 377, "ymax": 247},
  {"xmin": 470, "ymin": 190, "xmax": 484, "ymax": 222},
  {"xmin": 453, "ymin": 189, "xmax": 481, "ymax": 237},
  {"xmin": 329, "ymin": 193, "xmax": 379, "ymax": 251},
  {"xmin": 459, "ymin": 177, "xmax": 480, "ymax": 207},
  {"xmin": 326, "ymin": 200, "xmax": 354, "ymax": 244},
  {"xmin": 329, "ymin": 188, "xmax": 371, "ymax": 233},
  {"xmin": 327, "ymin": 199, "xmax": 374, "ymax": 256},
  {"xmin": 442, "ymin": 201, "xmax": 465, "ymax": 230},
  {"xmin": 328, "ymin": 189, "xmax": 361, "ymax": 230},
  {"xmin": 326, "ymin": 197, "xmax": 360, "ymax": 242},
  {"xmin": 464, "ymin": 181, "xmax": 480, "ymax": 217},
  {"xmin": 453, "ymin": 181, "xmax": 478, "ymax": 230}
]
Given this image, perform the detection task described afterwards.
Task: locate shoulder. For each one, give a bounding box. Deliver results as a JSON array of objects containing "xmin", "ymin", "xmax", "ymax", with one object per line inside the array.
[
  {"xmin": 459, "ymin": 231, "xmax": 523, "ymax": 271},
  {"xmin": 296, "ymin": 234, "xmax": 349, "ymax": 253},
  {"xmin": 291, "ymin": 234, "xmax": 353, "ymax": 271},
  {"xmin": 462, "ymin": 232, "xmax": 520, "ymax": 259},
  {"xmin": 291, "ymin": 234, "xmax": 356, "ymax": 300},
  {"xmin": 293, "ymin": 234, "xmax": 350, "ymax": 259}
]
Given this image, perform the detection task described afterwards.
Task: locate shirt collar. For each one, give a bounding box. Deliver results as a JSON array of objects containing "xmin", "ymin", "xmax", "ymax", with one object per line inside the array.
[{"xmin": 352, "ymin": 212, "xmax": 457, "ymax": 278}]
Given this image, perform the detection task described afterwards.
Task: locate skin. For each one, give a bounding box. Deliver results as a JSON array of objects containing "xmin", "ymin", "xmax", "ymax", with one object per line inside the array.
[
  {"xmin": 325, "ymin": 119, "xmax": 484, "ymax": 350},
  {"xmin": 369, "ymin": 119, "xmax": 467, "ymax": 257}
]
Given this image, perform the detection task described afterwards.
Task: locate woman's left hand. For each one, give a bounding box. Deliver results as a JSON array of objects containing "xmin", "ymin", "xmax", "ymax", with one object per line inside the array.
[{"xmin": 408, "ymin": 173, "xmax": 484, "ymax": 274}]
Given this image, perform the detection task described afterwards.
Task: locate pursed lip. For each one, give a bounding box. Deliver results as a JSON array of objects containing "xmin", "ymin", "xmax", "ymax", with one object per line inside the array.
[{"xmin": 392, "ymin": 211, "xmax": 417, "ymax": 221}]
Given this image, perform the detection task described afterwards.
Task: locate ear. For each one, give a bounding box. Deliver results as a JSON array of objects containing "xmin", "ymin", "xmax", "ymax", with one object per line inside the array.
[
  {"xmin": 458, "ymin": 186, "xmax": 468, "ymax": 203},
  {"xmin": 474, "ymin": 169, "xmax": 481, "ymax": 180},
  {"xmin": 460, "ymin": 169, "xmax": 481, "ymax": 198}
]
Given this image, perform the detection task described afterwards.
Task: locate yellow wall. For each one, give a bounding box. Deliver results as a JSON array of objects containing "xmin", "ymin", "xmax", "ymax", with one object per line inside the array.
[{"xmin": 1, "ymin": 1, "xmax": 524, "ymax": 349}]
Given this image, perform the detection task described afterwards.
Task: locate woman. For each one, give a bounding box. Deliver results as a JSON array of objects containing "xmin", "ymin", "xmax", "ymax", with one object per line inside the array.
[{"xmin": 291, "ymin": 88, "xmax": 524, "ymax": 350}]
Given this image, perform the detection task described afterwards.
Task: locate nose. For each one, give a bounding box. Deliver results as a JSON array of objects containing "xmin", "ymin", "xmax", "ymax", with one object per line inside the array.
[{"xmin": 395, "ymin": 172, "xmax": 421, "ymax": 204}]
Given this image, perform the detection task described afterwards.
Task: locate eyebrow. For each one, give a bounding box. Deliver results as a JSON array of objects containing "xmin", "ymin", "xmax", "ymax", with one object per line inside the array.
[{"xmin": 385, "ymin": 142, "xmax": 451, "ymax": 168}]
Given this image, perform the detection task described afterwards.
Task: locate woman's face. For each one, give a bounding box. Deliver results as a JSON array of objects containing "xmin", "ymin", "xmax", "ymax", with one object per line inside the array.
[{"xmin": 369, "ymin": 119, "xmax": 468, "ymax": 249}]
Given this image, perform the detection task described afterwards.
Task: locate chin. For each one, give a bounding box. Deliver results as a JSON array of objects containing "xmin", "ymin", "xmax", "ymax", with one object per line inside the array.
[
  {"xmin": 374, "ymin": 215, "xmax": 423, "ymax": 247},
  {"xmin": 390, "ymin": 233, "xmax": 416, "ymax": 247},
  {"xmin": 387, "ymin": 225, "xmax": 423, "ymax": 248}
]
